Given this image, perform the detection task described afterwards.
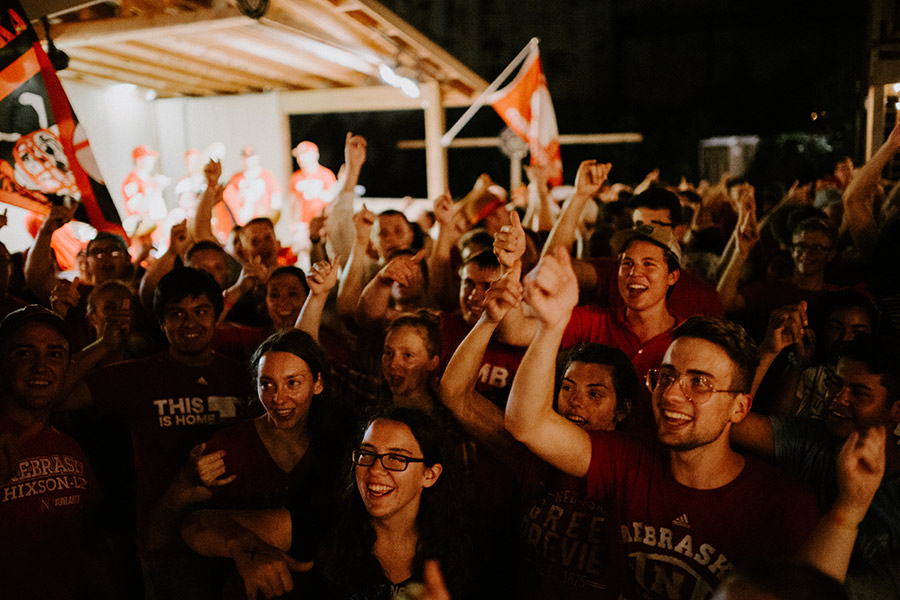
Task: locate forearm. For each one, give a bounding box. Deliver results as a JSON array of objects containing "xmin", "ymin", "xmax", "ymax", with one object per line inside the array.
[
  {"xmin": 505, "ymin": 322, "xmax": 566, "ymax": 442},
  {"xmin": 716, "ymin": 250, "xmax": 747, "ymax": 313},
  {"xmin": 542, "ymin": 193, "xmax": 591, "ymax": 256},
  {"xmin": 191, "ymin": 186, "xmax": 219, "ymax": 243},
  {"xmin": 296, "ymin": 293, "xmax": 329, "ymax": 341},
  {"xmin": 139, "ymin": 250, "xmax": 177, "ymax": 313},
  {"xmin": 797, "ymin": 508, "xmax": 860, "ymax": 582},
  {"xmin": 355, "ymin": 278, "xmax": 391, "ymax": 327},
  {"xmin": 24, "ymin": 228, "xmax": 59, "ymax": 305},
  {"xmin": 326, "ymin": 189, "xmax": 357, "ymax": 268},
  {"xmin": 535, "ymin": 182, "xmax": 556, "ymax": 232},
  {"xmin": 426, "ymin": 230, "xmax": 458, "ymax": 312},
  {"xmin": 182, "ymin": 508, "xmax": 291, "ymax": 557},
  {"xmin": 494, "ymin": 303, "xmax": 537, "ymax": 346},
  {"xmin": 336, "ymin": 241, "xmax": 369, "ymax": 320}
]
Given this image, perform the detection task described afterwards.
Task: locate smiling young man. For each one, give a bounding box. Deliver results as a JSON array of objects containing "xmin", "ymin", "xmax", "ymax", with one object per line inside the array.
[
  {"xmin": 732, "ymin": 332, "xmax": 900, "ymax": 597},
  {"xmin": 64, "ymin": 267, "xmax": 251, "ymax": 595},
  {"xmin": 0, "ymin": 306, "xmax": 107, "ymax": 598},
  {"xmin": 505, "ymin": 250, "xmax": 881, "ymax": 598},
  {"xmin": 554, "ymin": 224, "xmax": 681, "ymax": 431}
]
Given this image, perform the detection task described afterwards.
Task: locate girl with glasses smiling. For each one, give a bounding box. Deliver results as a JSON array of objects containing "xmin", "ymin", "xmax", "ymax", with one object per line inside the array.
[{"xmin": 317, "ymin": 407, "xmax": 470, "ymax": 599}]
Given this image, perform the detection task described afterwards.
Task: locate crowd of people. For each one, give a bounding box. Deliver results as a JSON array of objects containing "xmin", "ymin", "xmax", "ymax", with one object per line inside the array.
[{"xmin": 0, "ymin": 121, "xmax": 898, "ymax": 600}]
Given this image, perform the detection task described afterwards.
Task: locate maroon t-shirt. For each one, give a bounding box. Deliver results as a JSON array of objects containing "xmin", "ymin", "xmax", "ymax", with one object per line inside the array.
[
  {"xmin": 203, "ymin": 419, "xmax": 317, "ymax": 510},
  {"xmin": 586, "ymin": 431, "xmax": 820, "ymax": 599},
  {"xmin": 86, "ymin": 351, "xmax": 250, "ymax": 551},
  {"xmin": 587, "ymin": 257, "xmax": 724, "ymax": 321},
  {"xmin": 439, "ymin": 312, "xmax": 526, "ymax": 408},
  {"xmin": 0, "ymin": 423, "xmax": 102, "ymax": 598},
  {"xmin": 560, "ymin": 306, "xmax": 672, "ymax": 434}
]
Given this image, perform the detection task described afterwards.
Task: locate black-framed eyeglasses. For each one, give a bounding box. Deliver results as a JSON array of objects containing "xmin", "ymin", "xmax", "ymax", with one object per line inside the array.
[
  {"xmin": 351, "ymin": 449, "xmax": 426, "ymax": 472},
  {"xmin": 645, "ymin": 368, "xmax": 743, "ymax": 404}
]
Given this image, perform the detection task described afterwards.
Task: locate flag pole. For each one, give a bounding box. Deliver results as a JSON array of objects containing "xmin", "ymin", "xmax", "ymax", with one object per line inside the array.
[{"xmin": 441, "ymin": 37, "xmax": 540, "ymax": 148}]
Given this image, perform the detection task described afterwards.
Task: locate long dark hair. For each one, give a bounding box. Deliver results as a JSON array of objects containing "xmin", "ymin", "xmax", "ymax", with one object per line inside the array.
[{"xmin": 320, "ymin": 407, "xmax": 470, "ymax": 597}]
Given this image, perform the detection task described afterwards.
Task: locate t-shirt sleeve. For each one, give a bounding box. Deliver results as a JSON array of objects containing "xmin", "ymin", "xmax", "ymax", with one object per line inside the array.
[{"xmin": 771, "ymin": 416, "xmax": 819, "ymax": 472}]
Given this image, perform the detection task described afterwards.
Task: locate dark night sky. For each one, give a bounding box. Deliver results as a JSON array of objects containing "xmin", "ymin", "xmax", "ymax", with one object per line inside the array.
[{"xmin": 291, "ymin": 0, "xmax": 869, "ymax": 197}]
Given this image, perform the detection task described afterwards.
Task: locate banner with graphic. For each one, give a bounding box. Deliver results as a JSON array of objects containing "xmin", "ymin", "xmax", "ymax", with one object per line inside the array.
[
  {"xmin": 0, "ymin": 3, "xmax": 125, "ymax": 237},
  {"xmin": 490, "ymin": 46, "xmax": 563, "ymax": 186}
]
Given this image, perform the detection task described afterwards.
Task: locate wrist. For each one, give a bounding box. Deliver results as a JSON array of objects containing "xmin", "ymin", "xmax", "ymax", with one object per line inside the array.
[{"xmin": 827, "ymin": 507, "xmax": 862, "ymax": 532}]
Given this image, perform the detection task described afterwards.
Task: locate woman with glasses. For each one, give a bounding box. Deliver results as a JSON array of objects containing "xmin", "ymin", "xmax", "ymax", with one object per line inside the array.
[
  {"xmin": 181, "ymin": 407, "xmax": 468, "ymax": 599},
  {"xmin": 317, "ymin": 407, "xmax": 469, "ymax": 599}
]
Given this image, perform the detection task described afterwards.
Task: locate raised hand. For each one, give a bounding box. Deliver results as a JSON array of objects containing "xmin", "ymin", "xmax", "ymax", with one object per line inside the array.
[
  {"xmin": 237, "ymin": 256, "xmax": 270, "ymax": 293},
  {"xmin": 523, "ymin": 247, "xmax": 579, "ymax": 329},
  {"xmin": 344, "ymin": 132, "xmax": 367, "ymax": 172},
  {"xmin": 573, "ymin": 159, "xmax": 611, "ymax": 199},
  {"xmin": 41, "ymin": 201, "xmax": 79, "ymax": 234},
  {"xmin": 377, "ymin": 250, "xmax": 425, "ymax": 287},
  {"xmin": 188, "ymin": 442, "xmax": 236, "ymax": 489},
  {"xmin": 306, "ymin": 256, "xmax": 339, "ymax": 296},
  {"xmin": 352, "ymin": 204, "xmax": 376, "ymax": 246},
  {"xmin": 493, "ymin": 209, "xmax": 526, "ymax": 269},
  {"xmin": 733, "ymin": 209, "xmax": 759, "ymax": 258},
  {"xmin": 483, "ymin": 260, "xmax": 523, "ymax": 323},
  {"xmin": 49, "ymin": 277, "xmax": 81, "ymax": 318},
  {"xmin": 169, "ymin": 219, "xmax": 191, "ymax": 257},
  {"xmin": 204, "ymin": 159, "xmax": 222, "ymax": 186},
  {"xmin": 834, "ymin": 425, "xmax": 886, "ymax": 525},
  {"xmin": 761, "ymin": 301, "xmax": 814, "ymax": 360}
]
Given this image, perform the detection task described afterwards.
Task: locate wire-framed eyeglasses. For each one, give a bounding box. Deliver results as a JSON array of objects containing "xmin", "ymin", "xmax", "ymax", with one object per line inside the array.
[
  {"xmin": 351, "ymin": 449, "xmax": 426, "ymax": 472},
  {"xmin": 645, "ymin": 368, "xmax": 743, "ymax": 403}
]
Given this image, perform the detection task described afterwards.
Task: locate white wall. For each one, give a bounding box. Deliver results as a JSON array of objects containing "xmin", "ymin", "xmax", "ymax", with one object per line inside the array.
[{"xmin": 154, "ymin": 92, "xmax": 289, "ymax": 197}]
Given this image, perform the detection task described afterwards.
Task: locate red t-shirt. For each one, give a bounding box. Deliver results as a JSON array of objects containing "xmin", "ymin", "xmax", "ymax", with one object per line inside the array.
[
  {"xmin": 203, "ymin": 419, "xmax": 318, "ymax": 510},
  {"xmin": 86, "ymin": 351, "xmax": 250, "ymax": 552},
  {"xmin": 439, "ymin": 312, "xmax": 526, "ymax": 408},
  {"xmin": 561, "ymin": 306, "xmax": 673, "ymax": 434},
  {"xmin": 0, "ymin": 423, "xmax": 102, "ymax": 598},
  {"xmin": 289, "ymin": 165, "xmax": 336, "ymax": 224},
  {"xmin": 586, "ymin": 431, "xmax": 820, "ymax": 599},
  {"xmin": 587, "ymin": 257, "xmax": 724, "ymax": 321}
]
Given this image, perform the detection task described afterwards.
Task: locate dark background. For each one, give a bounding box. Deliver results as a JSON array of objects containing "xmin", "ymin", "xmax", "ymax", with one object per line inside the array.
[{"xmin": 290, "ymin": 0, "xmax": 869, "ymax": 198}]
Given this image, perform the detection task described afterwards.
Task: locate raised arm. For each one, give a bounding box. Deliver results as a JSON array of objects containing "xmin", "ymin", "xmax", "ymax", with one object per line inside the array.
[
  {"xmin": 716, "ymin": 195, "xmax": 759, "ymax": 314},
  {"xmin": 190, "ymin": 159, "xmax": 223, "ymax": 244},
  {"xmin": 326, "ymin": 133, "xmax": 366, "ymax": 267},
  {"xmin": 505, "ymin": 247, "xmax": 592, "ymax": 477},
  {"xmin": 296, "ymin": 256, "xmax": 339, "ymax": 342},
  {"xmin": 439, "ymin": 261, "xmax": 523, "ymax": 459},
  {"xmin": 843, "ymin": 122, "xmax": 900, "ymax": 259},
  {"xmin": 542, "ymin": 160, "xmax": 610, "ymax": 293},
  {"xmin": 139, "ymin": 220, "xmax": 191, "ymax": 312},
  {"xmin": 336, "ymin": 204, "xmax": 375, "ymax": 322},
  {"xmin": 798, "ymin": 426, "xmax": 886, "ymax": 582},
  {"xmin": 355, "ymin": 250, "xmax": 425, "ymax": 327},
  {"xmin": 25, "ymin": 202, "xmax": 77, "ymax": 305},
  {"xmin": 426, "ymin": 191, "xmax": 468, "ymax": 312}
]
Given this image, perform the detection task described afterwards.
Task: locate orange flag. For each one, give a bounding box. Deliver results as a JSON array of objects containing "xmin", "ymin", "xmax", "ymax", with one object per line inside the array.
[{"xmin": 490, "ymin": 46, "xmax": 563, "ymax": 186}]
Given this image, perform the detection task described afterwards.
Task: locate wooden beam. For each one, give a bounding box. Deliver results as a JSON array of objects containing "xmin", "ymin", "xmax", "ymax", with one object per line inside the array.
[
  {"xmin": 422, "ymin": 80, "xmax": 447, "ymax": 198},
  {"xmin": 149, "ymin": 35, "xmax": 326, "ymax": 90},
  {"xmin": 71, "ymin": 45, "xmax": 253, "ymax": 94},
  {"xmin": 49, "ymin": 6, "xmax": 253, "ymax": 48},
  {"xmin": 338, "ymin": 0, "xmax": 487, "ymax": 94},
  {"xmin": 397, "ymin": 133, "xmax": 645, "ymax": 150},
  {"xmin": 278, "ymin": 85, "xmax": 425, "ymax": 114},
  {"xmin": 125, "ymin": 40, "xmax": 279, "ymax": 91},
  {"xmin": 64, "ymin": 58, "xmax": 206, "ymax": 95}
]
